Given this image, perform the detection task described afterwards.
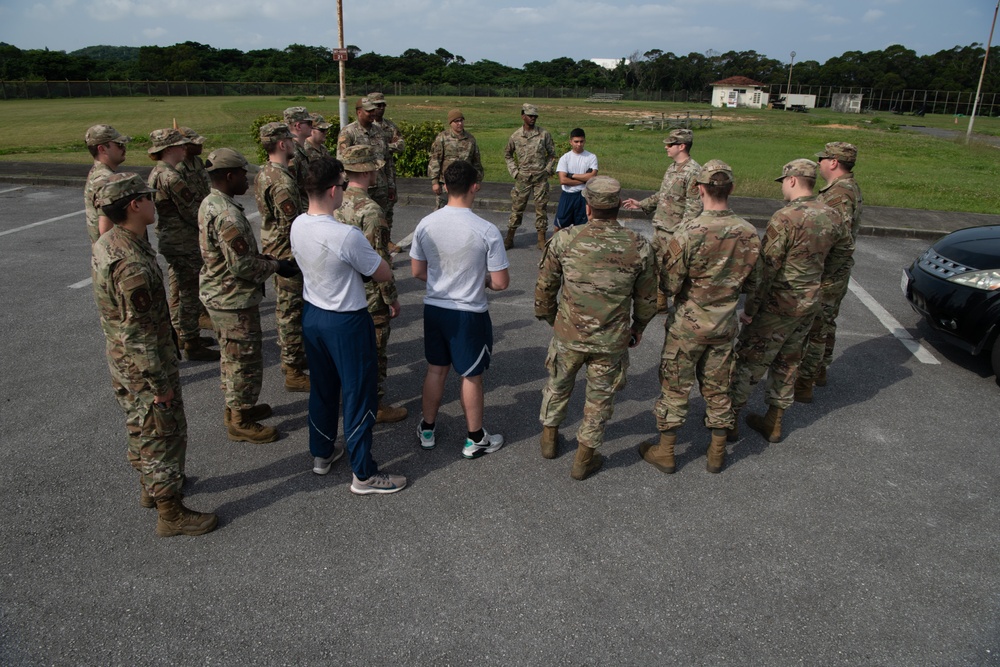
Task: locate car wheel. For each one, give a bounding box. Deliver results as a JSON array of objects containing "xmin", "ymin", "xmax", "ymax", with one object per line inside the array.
[{"xmin": 992, "ymin": 336, "xmax": 1000, "ymax": 386}]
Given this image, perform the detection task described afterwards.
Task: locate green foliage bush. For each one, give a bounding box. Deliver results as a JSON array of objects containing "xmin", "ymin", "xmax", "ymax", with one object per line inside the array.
[
  {"xmin": 249, "ymin": 113, "xmax": 282, "ymax": 164},
  {"xmin": 394, "ymin": 120, "xmax": 444, "ymax": 177}
]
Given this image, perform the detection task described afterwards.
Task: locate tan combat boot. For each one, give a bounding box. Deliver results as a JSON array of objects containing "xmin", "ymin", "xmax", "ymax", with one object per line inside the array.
[
  {"xmin": 283, "ymin": 365, "xmax": 310, "ymax": 393},
  {"xmin": 183, "ymin": 338, "xmax": 221, "ymax": 362},
  {"xmin": 504, "ymin": 228, "xmax": 516, "ymax": 250},
  {"xmin": 155, "ymin": 495, "xmax": 218, "ymax": 537},
  {"xmin": 540, "ymin": 425, "xmax": 558, "ymax": 459},
  {"xmin": 815, "ymin": 366, "xmax": 828, "ymax": 387},
  {"xmin": 570, "ymin": 443, "xmax": 603, "ymax": 481},
  {"xmin": 198, "ymin": 312, "xmax": 214, "ymax": 331},
  {"xmin": 639, "ymin": 430, "xmax": 676, "ymax": 474},
  {"xmin": 537, "ymin": 230, "xmax": 547, "ymax": 249},
  {"xmin": 139, "ymin": 477, "xmax": 155, "ymax": 509},
  {"xmin": 706, "ymin": 429, "xmax": 728, "ymax": 474},
  {"xmin": 794, "ymin": 376, "xmax": 814, "ymax": 403},
  {"xmin": 224, "ymin": 404, "xmax": 273, "ymax": 426},
  {"xmin": 376, "ymin": 402, "xmax": 408, "ymax": 423},
  {"xmin": 746, "ymin": 405, "xmax": 784, "ymax": 443},
  {"xmin": 228, "ymin": 408, "xmax": 279, "ymax": 443}
]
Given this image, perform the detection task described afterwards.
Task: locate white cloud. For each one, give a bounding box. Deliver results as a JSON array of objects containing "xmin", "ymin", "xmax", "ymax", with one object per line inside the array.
[
  {"xmin": 142, "ymin": 26, "xmax": 166, "ymax": 39},
  {"xmin": 863, "ymin": 9, "xmax": 885, "ymax": 22},
  {"xmin": 820, "ymin": 14, "xmax": 848, "ymax": 25}
]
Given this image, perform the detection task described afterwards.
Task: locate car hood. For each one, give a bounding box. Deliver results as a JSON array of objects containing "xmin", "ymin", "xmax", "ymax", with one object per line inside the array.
[{"xmin": 933, "ymin": 225, "xmax": 1000, "ymax": 270}]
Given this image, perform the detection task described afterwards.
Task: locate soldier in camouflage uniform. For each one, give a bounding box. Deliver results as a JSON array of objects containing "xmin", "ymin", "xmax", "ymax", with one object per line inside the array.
[
  {"xmin": 368, "ymin": 92, "xmax": 405, "ymax": 251},
  {"xmin": 83, "ymin": 124, "xmax": 129, "ymax": 245},
  {"xmin": 729, "ymin": 159, "xmax": 852, "ymax": 443},
  {"xmin": 305, "ymin": 113, "xmax": 332, "ymax": 161},
  {"xmin": 147, "ymin": 128, "xmax": 220, "ymax": 362},
  {"xmin": 535, "ymin": 176, "xmax": 658, "ymax": 480},
  {"xmin": 199, "ymin": 148, "xmax": 300, "ymax": 444},
  {"xmin": 177, "ymin": 126, "xmax": 215, "ymax": 334},
  {"xmin": 638, "ymin": 161, "xmax": 760, "ymax": 476},
  {"xmin": 504, "ymin": 103, "xmax": 556, "ymax": 250},
  {"xmin": 335, "ymin": 146, "xmax": 408, "ymax": 424},
  {"xmin": 337, "ymin": 98, "xmax": 390, "ymax": 224},
  {"xmin": 796, "ymin": 142, "xmax": 864, "ymax": 399},
  {"xmin": 253, "ymin": 122, "xmax": 309, "ymax": 392},
  {"xmin": 284, "ymin": 106, "xmax": 313, "ymax": 210},
  {"xmin": 623, "ymin": 128, "xmax": 704, "ymax": 312},
  {"xmin": 92, "ymin": 172, "xmax": 217, "ymax": 537},
  {"xmin": 428, "ymin": 109, "xmax": 484, "ymax": 210}
]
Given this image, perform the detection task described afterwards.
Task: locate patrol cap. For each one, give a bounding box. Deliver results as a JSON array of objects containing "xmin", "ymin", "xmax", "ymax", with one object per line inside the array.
[
  {"xmin": 85, "ymin": 124, "xmax": 130, "ymax": 147},
  {"xmin": 259, "ymin": 121, "xmax": 293, "ymax": 142},
  {"xmin": 366, "ymin": 92, "xmax": 386, "ymax": 104},
  {"xmin": 582, "ymin": 175, "xmax": 621, "ymax": 209},
  {"xmin": 147, "ymin": 128, "xmax": 190, "ymax": 155},
  {"xmin": 283, "ymin": 106, "xmax": 311, "ymax": 124},
  {"xmin": 775, "ymin": 158, "xmax": 818, "ymax": 182},
  {"xmin": 664, "ymin": 128, "xmax": 693, "ymax": 145},
  {"xmin": 204, "ymin": 147, "xmax": 249, "ymax": 172},
  {"xmin": 179, "ymin": 127, "xmax": 206, "ymax": 144},
  {"xmin": 521, "ymin": 103, "xmax": 539, "ymax": 116},
  {"xmin": 96, "ymin": 172, "xmax": 155, "ymax": 208},
  {"xmin": 309, "ymin": 113, "xmax": 332, "ymax": 130},
  {"xmin": 358, "ymin": 97, "xmax": 378, "ymax": 111},
  {"xmin": 340, "ymin": 145, "xmax": 385, "ymax": 173},
  {"xmin": 815, "ymin": 141, "xmax": 858, "ymax": 163},
  {"xmin": 695, "ymin": 159, "xmax": 734, "ymax": 186},
  {"xmin": 448, "ymin": 109, "xmax": 464, "ymax": 123}
]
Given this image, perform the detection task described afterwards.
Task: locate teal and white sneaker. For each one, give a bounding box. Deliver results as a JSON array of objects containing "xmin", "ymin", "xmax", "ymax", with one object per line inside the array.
[
  {"xmin": 462, "ymin": 430, "xmax": 504, "ymax": 459},
  {"xmin": 418, "ymin": 424, "xmax": 436, "ymax": 450}
]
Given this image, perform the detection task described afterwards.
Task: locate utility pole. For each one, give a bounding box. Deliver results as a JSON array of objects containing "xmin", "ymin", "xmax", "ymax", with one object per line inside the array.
[
  {"xmin": 967, "ymin": 0, "xmax": 999, "ymax": 143},
  {"xmin": 786, "ymin": 51, "xmax": 796, "ymax": 110},
  {"xmin": 336, "ymin": 0, "xmax": 348, "ymax": 128}
]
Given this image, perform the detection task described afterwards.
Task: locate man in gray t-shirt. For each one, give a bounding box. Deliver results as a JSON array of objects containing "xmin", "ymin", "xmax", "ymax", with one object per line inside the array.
[{"xmin": 410, "ymin": 161, "xmax": 511, "ymax": 459}]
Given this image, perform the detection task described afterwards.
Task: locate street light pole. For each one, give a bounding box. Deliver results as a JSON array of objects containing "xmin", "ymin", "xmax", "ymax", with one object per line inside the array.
[
  {"xmin": 967, "ymin": 0, "xmax": 999, "ymax": 143},
  {"xmin": 787, "ymin": 51, "xmax": 796, "ymax": 110},
  {"xmin": 337, "ymin": 0, "xmax": 348, "ymax": 128}
]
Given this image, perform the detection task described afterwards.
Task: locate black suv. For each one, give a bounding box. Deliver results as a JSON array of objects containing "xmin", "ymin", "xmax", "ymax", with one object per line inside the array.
[{"xmin": 903, "ymin": 225, "xmax": 1000, "ymax": 382}]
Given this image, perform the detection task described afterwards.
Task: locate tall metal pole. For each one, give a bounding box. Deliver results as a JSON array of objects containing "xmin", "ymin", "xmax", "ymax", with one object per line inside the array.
[
  {"xmin": 337, "ymin": 0, "xmax": 348, "ymax": 128},
  {"xmin": 967, "ymin": 0, "xmax": 999, "ymax": 143},
  {"xmin": 787, "ymin": 51, "xmax": 796, "ymax": 110}
]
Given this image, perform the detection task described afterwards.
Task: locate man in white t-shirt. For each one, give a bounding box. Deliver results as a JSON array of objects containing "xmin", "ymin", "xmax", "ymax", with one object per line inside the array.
[
  {"xmin": 290, "ymin": 156, "xmax": 406, "ymax": 495},
  {"xmin": 410, "ymin": 160, "xmax": 511, "ymax": 459},
  {"xmin": 554, "ymin": 128, "xmax": 599, "ymax": 231}
]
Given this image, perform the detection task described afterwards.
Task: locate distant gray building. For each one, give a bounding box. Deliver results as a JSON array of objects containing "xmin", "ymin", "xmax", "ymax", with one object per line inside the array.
[{"xmin": 832, "ymin": 93, "xmax": 864, "ymax": 114}]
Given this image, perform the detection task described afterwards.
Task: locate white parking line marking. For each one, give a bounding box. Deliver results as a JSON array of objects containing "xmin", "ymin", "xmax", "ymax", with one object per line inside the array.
[
  {"xmin": 849, "ymin": 277, "xmax": 940, "ymax": 364},
  {"xmin": 69, "ymin": 277, "xmax": 93, "ymax": 289},
  {"xmin": 0, "ymin": 186, "xmax": 26, "ymax": 195},
  {"xmin": 0, "ymin": 209, "xmax": 84, "ymax": 237}
]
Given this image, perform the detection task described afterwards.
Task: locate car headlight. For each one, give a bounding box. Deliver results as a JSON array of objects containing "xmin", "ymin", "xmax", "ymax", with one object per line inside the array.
[{"xmin": 948, "ymin": 269, "xmax": 1000, "ymax": 290}]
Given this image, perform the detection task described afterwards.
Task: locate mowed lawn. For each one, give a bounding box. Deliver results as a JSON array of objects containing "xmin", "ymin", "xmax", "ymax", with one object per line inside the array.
[{"xmin": 1, "ymin": 95, "xmax": 998, "ymax": 213}]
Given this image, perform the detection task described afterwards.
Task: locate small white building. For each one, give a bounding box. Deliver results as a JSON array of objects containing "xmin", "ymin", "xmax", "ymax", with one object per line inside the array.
[{"xmin": 710, "ymin": 76, "xmax": 769, "ymax": 109}]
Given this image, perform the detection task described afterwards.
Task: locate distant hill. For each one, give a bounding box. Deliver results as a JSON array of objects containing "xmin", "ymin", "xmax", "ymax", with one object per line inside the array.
[{"xmin": 69, "ymin": 45, "xmax": 140, "ymax": 62}]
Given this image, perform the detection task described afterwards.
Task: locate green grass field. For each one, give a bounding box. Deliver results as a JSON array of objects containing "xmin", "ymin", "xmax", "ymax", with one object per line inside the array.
[{"xmin": 1, "ymin": 95, "xmax": 998, "ymax": 213}]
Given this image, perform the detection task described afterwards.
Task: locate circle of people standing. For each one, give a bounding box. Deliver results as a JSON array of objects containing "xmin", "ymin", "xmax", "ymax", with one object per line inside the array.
[{"xmin": 84, "ymin": 96, "xmax": 862, "ymax": 537}]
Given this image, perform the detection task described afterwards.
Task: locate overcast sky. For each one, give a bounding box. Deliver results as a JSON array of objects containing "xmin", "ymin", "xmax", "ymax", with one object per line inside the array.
[{"xmin": 0, "ymin": 0, "xmax": 993, "ymax": 68}]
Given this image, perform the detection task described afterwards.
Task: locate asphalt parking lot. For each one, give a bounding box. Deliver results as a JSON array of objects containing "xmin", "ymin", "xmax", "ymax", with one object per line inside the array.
[{"xmin": 1, "ymin": 182, "xmax": 998, "ymax": 666}]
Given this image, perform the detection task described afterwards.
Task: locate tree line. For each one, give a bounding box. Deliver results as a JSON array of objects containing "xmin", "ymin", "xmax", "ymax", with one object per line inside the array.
[{"xmin": 0, "ymin": 41, "xmax": 997, "ymax": 93}]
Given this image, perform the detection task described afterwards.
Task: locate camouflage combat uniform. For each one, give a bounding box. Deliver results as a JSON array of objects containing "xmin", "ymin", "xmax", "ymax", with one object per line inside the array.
[
  {"xmin": 303, "ymin": 140, "xmax": 329, "ymax": 162},
  {"xmin": 636, "ymin": 157, "xmax": 703, "ymax": 261},
  {"xmin": 428, "ymin": 127, "xmax": 484, "ymax": 210},
  {"xmin": 199, "ymin": 188, "xmax": 277, "ymax": 410},
  {"xmin": 254, "ymin": 162, "xmax": 306, "ymax": 371},
  {"xmin": 504, "ymin": 125, "xmax": 556, "ymax": 232},
  {"xmin": 377, "ymin": 117, "xmax": 405, "ymax": 232},
  {"xmin": 336, "ymin": 185, "xmax": 398, "ymax": 401},
  {"xmin": 800, "ymin": 174, "xmax": 864, "ymax": 380},
  {"xmin": 288, "ymin": 141, "xmax": 312, "ymax": 211},
  {"xmin": 93, "ymin": 224, "xmax": 187, "ymax": 499},
  {"xmin": 655, "ymin": 210, "xmax": 760, "ymax": 432},
  {"xmin": 84, "ymin": 161, "xmax": 116, "ymax": 245},
  {"xmin": 730, "ymin": 196, "xmax": 850, "ymax": 411},
  {"xmin": 148, "ymin": 161, "xmax": 203, "ymax": 344},
  {"xmin": 535, "ymin": 217, "xmax": 658, "ymax": 449},
  {"xmin": 178, "ymin": 155, "xmax": 211, "ymax": 204},
  {"xmin": 337, "ymin": 122, "xmax": 389, "ymax": 213}
]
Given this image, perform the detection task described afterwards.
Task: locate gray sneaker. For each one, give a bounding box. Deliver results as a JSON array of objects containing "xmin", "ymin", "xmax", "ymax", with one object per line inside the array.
[
  {"xmin": 462, "ymin": 429, "xmax": 504, "ymax": 459},
  {"xmin": 350, "ymin": 472, "xmax": 407, "ymax": 495},
  {"xmin": 313, "ymin": 444, "xmax": 345, "ymax": 475}
]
